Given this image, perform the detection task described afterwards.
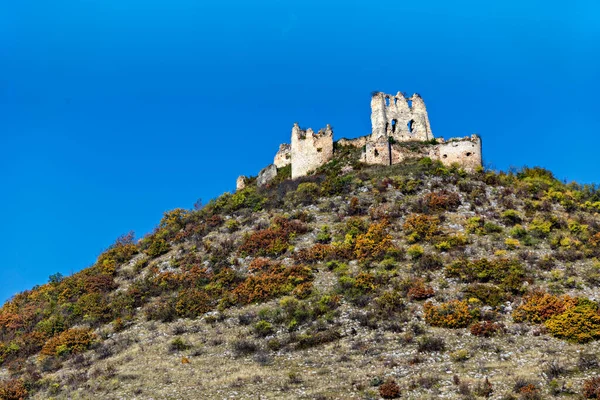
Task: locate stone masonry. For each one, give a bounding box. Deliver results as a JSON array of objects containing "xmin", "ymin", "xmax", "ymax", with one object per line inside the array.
[
  {"xmin": 236, "ymin": 91, "xmax": 483, "ymax": 190},
  {"xmin": 290, "ymin": 123, "xmax": 334, "ymax": 179},
  {"xmin": 274, "ymin": 144, "xmax": 292, "ymax": 168}
]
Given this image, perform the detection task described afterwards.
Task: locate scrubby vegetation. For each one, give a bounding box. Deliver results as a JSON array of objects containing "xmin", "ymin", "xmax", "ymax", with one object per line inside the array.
[{"xmin": 1, "ymin": 154, "xmax": 600, "ymax": 399}]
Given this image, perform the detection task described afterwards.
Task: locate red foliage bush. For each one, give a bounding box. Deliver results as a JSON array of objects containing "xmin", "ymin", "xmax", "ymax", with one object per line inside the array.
[
  {"xmin": 407, "ymin": 279, "xmax": 435, "ymax": 300},
  {"xmin": 0, "ymin": 379, "xmax": 28, "ymax": 400},
  {"xmin": 294, "ymin": 243, "xmax": 353, "ymax": 263},
  {"xmin": 248, "ymin": 258, "xmax": 277, "ymax": 273},
  {"xmin": 239, "ymin": 217, "xmax": 307, "ymax": 257},
  {"xmin": 379, "ymin": 378, "xmax": 401, "ymax": 399},
  {"xmin": 424, "ymin": 190, "xmax": 461, "ymax": 211},
  {"xmin": 583, "ymin": 377, "xmax": 600, "ymax": 399},
  {"xmin": 470, "ymin": 321, "xmax": 503, "ymax": 337}
]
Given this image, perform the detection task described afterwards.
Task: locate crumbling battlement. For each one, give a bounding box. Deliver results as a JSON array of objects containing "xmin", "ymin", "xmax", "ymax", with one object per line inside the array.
[
  {"xmin": 371, "ymin": 92, "xmax": 433, "ymax": 142},
  {"xmin": 237, "ymin": 91, "xmax": 483, "ymax": 190},
  {"xmin": 291, "ymin": 123, "xmax": 334, "ymax": 179},
  {"xmin": 274, "ymin": 144, "xmax": 291, "ymax": 168},
  {"xmin": 430, "ymin": 135, "xmax": 482, "ymax": 170}
]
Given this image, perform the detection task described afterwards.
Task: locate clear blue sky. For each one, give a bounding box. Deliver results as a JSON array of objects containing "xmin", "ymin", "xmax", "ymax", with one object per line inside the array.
[{"xmin": 1, "ymin": 0, "xmax": 598, "ymax": 303}]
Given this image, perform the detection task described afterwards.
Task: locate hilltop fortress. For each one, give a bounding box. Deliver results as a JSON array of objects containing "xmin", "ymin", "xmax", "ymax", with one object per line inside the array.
[{"xmin": 238, "ymin": 91, "xmax": 482, "ymax": 189}]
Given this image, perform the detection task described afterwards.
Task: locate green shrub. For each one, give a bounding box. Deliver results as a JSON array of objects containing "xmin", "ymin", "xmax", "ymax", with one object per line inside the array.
[
  {"xmin": 529, "ymin": 217, "xmax": 553, "ymax": 238},
  {"xmin": 445, "ymin": 258, "xmax": 527, "ymax": 293},
  {"xmin": 294, "ymin": 182, "xmax": 321, "ymax": 204},
  {"xmin": 510, "ymin": 224, "xmax": 528, "ymax": 238},
  {"xmin": 502, "ymin": 210, "xmax": 523, "ymax": 225},
  {"xmin": 407, "ymin": 244, "xmax": 424, "ymax": 260},
  {"xmin": 169, "ymin": 337, "xmax": 192, "ymax": 352},
  {"xmin": 253, "ymin": 320, "xmax": 274, "ymax": 337},
  {"xmin": 463, "ymin": 284, "xmax": 505, "ymax": 307},
  {"xmin": 316, "ymin": 226, "xmax": 332, "ymax": 244},
  {"xmin": 145, "ymin": 238, "xmax": 171, "ymax": 258},
  {"xmin": 417, "ymin": 336, "xmax": 446, "ymax": 352}
]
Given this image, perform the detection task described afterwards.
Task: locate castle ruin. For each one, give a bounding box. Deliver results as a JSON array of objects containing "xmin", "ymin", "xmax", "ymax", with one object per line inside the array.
[{"xmin": 241, "ymin": 91, "xmax": 482, "ymax": 188}]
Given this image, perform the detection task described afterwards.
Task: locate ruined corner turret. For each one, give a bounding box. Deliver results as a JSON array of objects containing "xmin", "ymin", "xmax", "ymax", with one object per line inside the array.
[{"xmin": 290, "ymin": 123, "xmax": 334, "ymax": 179}]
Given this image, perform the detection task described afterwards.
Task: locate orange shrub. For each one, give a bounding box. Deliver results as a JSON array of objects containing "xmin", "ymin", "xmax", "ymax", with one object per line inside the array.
[
  {"xmin": 590, "ymin": 232, "xmax": 600, "ymax": 248},
  {"xmin": 232, "ymin": 265, "xmax": 312, "ymax": 304},
  {"xmin": 518, "ymin": 384, "xmax": 540, "ymax": 397},
  {"xmin": 354, "ymin": 220, "xmax": 395, "ymax": 260},
  {"xmin": 403, "ymin": 214, "xmax": 440, "ymax": 242},
  {"xmin": 295, "ymin": 244, "xmax": 334, "ymax": 262},
  {"xmin": 0, "ymin": 379, "xmax": 27, "ymax": 400},
  {"xmin": 512, "ymin": 291, "xmax": 577, "ymax": 324},
  {"xmin": 424, "ymin": 300, "xmax": 475, "ymax": 328},
  {"xmin": 40, "ymin": 327, "xmax": 96, "ymax": 357}
]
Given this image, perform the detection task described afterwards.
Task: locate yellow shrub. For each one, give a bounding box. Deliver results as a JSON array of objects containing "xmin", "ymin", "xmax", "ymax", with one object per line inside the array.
[
  {"xmin": 545, "ymin": 301, "xmax": 600, "ymax": 343},
  {"xmin": 504, "ymin": 238, "xmax": 520, "ymax": 249},
  {"xmin": 354, "ymin": 220, "xmax": 394, "ymax": 260}
]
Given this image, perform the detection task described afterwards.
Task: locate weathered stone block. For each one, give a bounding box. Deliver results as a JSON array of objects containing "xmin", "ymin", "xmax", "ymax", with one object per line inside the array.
[
  {"xmin": 236, "ymin": 176, "xmax": 247, "ymax": 191},
  {"xmin": 274, "ymin": 144, "xmax": 292, "ymax": 168},
  {"xmin": 257, "ymin": 164, "xmax": 278, "ymax": 187}
]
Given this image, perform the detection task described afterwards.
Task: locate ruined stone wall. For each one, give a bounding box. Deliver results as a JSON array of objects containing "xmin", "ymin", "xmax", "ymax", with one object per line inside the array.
[
  {"xmin": 291, "ymin": 123, "xmax": 334, "ymax": 179},
  {"xmin": 370, "ymin": 92, "xmax": 433, "ymax": 142},
  {"xmin": 274, "ymin": 144, "xmax": 291, "ymax": 168},
  {"xmin": 429, "ymin": 135, "xmax": 482, "ymax": 171},
  {"xmin": 364, "ymin": 138, "xmax": 391, "ymax": 165},
  {"xmin": 239, "ymin": 90, "xmax": 482, "ymax": 190},
  {"xmin": 337, "ymin": 136, "xmax": 369, "ymax": 148}
]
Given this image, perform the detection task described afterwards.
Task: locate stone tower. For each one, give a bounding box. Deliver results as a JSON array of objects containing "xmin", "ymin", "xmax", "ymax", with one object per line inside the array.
[
  {"xmin": 291, "ymin": 123, "xmax": 334, "ymax": 179},
  {"xmin": 366, "ymin": 91, "xmax": 434, "ymax": 165}
]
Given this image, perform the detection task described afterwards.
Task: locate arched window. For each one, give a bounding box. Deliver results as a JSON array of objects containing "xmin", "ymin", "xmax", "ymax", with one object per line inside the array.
[
  {"xmin": 407, "ymin": 120, "xmax": 415, "ymax": 134},
  {"xmin": 391, "ymin": 119, "xmax": 397, "ymax": 133}
]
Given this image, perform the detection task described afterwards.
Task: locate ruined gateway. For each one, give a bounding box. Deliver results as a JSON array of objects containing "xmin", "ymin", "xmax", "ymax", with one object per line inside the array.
[{"xmin": 237, "ymin": 91, "xmax": 482, "ymax": 190}]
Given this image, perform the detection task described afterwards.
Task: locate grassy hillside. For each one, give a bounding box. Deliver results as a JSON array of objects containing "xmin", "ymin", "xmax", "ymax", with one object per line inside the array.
[{"xmin": 1, "ymin": 146, "xmax": 600, "ymax": 399}]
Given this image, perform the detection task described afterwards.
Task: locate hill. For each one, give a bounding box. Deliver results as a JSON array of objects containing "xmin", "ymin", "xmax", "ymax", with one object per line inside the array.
[{"xmin": 1, "ymin": 147, "xmax": 600, "ymax": 399}]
